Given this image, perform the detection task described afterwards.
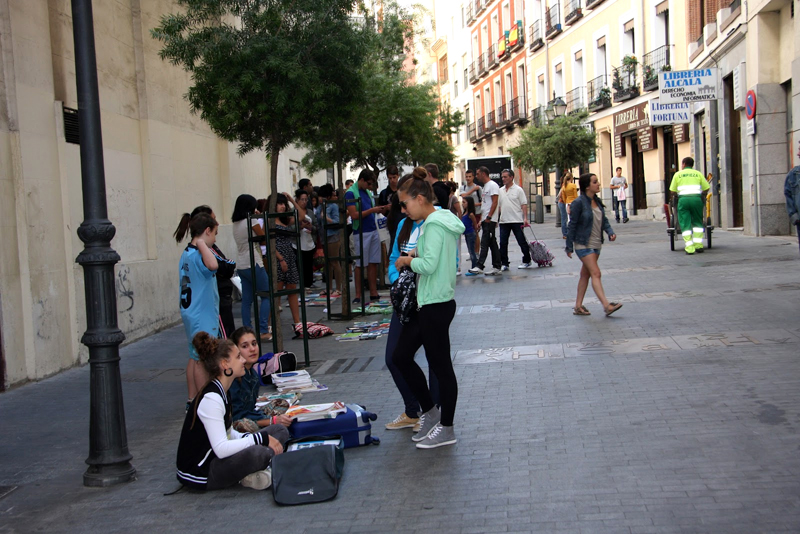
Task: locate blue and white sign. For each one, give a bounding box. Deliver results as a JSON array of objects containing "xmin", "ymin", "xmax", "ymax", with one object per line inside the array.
[
  {"xmin": 658, "ymin": 68, "xmax": 719, "ymax": 104},
  {"xmin": 649, "ymin": 98, "xmax": 691, "ymax": 126}
]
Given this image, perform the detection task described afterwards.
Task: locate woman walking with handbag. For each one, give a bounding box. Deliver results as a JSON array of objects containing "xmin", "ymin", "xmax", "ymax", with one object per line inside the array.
[
  {"xmin": 392, "ymin": 174, "xmax": 465, "ymax": 449},
  {"xmin": 565, "ymin": 173, "xmax": 623, "ymax": 317}
]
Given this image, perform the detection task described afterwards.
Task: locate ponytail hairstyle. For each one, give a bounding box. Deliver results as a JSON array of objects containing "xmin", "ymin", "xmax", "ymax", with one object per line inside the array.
[
  {"xmin": 578, "ymin": 173, "xmax": 595, "ymax": 196},
  {"xmin": 174, "ymin": 205, "xmax": 213, "ymax": 242},
  {"xmin": 189, "ymin": 331, "xmax": 237, "ymax": 427},
  {"xmin": 188, "ymin": 212, "xmax": 218, "ymax": 240},
  {"xmin": 562, "ymin": 172, "xmax": 574, "ymax": 184},
  {"xmin": 231, "ymin": 326, "xmax": 256, "ymax": 346},
  {"xmin": 398, "ymin": 168, "xmax": 435, "ymax": 203}
]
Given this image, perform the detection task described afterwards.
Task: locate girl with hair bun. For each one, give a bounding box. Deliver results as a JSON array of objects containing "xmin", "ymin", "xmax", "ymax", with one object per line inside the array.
[
  {"xmin": 391, "ymin": 173, "xmax": 465, "ymax": 449},
  {"xmin": 176, "ymin": 332, "xmax": 289, "ymax": 491},
  {"xmin": 179, "ymin": 211, "xmax": 221, "ymax": 408}
]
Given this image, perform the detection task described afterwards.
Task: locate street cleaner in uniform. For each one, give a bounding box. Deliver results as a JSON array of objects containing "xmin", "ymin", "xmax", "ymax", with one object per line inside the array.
[{"xmin": 669, "ymin": 157, "xmax": 710, "ymax": 255}]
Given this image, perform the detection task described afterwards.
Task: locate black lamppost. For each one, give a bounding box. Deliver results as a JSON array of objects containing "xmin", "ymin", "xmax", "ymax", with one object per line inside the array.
[
  {"xmin": 545, "ymin": 93, "xmax": 567, "ymax": 228},
  {"xmin": 71, "ymin": 0, "xmax": 136, "ymax": 487}
]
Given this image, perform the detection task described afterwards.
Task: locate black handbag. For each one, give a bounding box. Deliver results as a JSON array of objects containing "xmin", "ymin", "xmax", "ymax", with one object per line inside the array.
[
  {"xmin": 271, "ymin": 436, "xmax": 345, "ymax": 505},
  {"xmin": 390, "ymin": 266, "xmax": 418, "ymax": 324}
]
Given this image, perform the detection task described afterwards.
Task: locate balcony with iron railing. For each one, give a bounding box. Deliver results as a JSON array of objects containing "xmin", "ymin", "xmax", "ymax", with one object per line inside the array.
[
  {"xmin": 564, "ymin": 0, "xmax": 583, "ymax": 25},
  {"xmin": 545, "ymin": 3, "xmax": 562, "ymax": 39},
  {"xmin": 586, "ymin": 0, "xmax": 605, "ymax": 8},
  {"xmin": 487, "ymin": 44, "xmax": 499, "ymax": 69},
  {"xmin": 477, "ymin": 116, "xmax": 486, "ymax": 138},
  {"xmin": 477, "ymin": 53, "xmax": 487, "ymax": 76},
  {"xmin": 468, "ymin": 122, "xmax": 477, "ymax": 143},
  {"xmin": 486, "ymin": 110, "xmax": 496, "ymax": 134},
  {"xmin": 612, "ymin": 64, "xmax": 640, "ymax": 102},
  {"xmin": 531, "ymin": 105, "xmax": 545, "ymax": 127},
  {"xmin": 496, "ymin": 104, "xmax": 508, "ymax": 127},
  {"xmin": 475, "ymin": 0, "xmax": 486, "ymax": 16},
  {"xmin": 466, "ymin": 3, "xmax": 475, "ymax": 24},
  {"xmin": 506, "ymin": 20, "xmax": 525, "ymax": 52},
  {"xmin": 641, "ymin": 45, "xmax": 671, "ymax": 92},
  {"xmin": 508, "ymin": 96, "xmax": 527, "ymax": 124},
  {"xmin": 529, "ymin": 20, "xmax": 544, "ymax": 51},
  {"xmin": 566, "ymin": 87, "xmax": 585, "ymax": 115},
  {"xmin": 469, "ymin": 63, "xmax": 478, "ymax": 84},
  {"xmin": 587, "ymin": 74, "xmax": 611, "ymax": 112}
]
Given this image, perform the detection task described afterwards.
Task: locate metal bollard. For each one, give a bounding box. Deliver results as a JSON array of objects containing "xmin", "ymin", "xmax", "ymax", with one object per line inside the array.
[{"xmin": 534, "ymin": 195, "xmax": 544, "ymax": 224}]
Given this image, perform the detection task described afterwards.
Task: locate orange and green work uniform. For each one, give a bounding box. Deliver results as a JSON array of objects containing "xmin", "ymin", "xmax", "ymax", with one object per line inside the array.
[{"xmin": 669, "ymin": 167, "xmax": 710, "ymax": 254}]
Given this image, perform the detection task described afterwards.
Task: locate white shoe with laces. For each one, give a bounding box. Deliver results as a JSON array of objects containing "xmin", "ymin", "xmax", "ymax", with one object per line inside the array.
[{"xmin": 416, "ymin": 423, "xmax": 457, "ymax": 449}]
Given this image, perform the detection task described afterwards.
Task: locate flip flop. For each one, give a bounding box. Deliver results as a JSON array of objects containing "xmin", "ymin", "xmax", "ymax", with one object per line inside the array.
[
  {"xmin": 573, "ymin": 306, "xmax": 591, "ymax": 316},
  {"xmin": 605, "ymin": 302, "xmax": 623, "ymax": 316}
]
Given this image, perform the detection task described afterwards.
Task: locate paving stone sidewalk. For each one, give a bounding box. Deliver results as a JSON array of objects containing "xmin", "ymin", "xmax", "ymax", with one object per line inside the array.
[{"xmin": 1, "ymin": 217, "xmax": 799, "ymax": 534}]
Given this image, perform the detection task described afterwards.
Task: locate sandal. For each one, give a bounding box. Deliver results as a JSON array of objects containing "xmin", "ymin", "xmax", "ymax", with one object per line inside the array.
[
  {"xmin": 605, "ymin": 302, "xmax": 623, "ymax": 316},
  {"xmin": 573, "ymin": 306, "xmax": 591, "ymax": 316}
]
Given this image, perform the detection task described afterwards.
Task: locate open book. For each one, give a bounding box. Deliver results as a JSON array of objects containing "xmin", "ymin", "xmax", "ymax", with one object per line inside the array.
[{"xmin": 285, "ymin": 401, "xmax": 346, "ymax": 422}]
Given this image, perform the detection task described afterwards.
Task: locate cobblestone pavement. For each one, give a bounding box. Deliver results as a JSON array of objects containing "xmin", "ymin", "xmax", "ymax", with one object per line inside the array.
[{"xmin": 1, "ymin": 217, "xmax": 799, "ymax": 533}]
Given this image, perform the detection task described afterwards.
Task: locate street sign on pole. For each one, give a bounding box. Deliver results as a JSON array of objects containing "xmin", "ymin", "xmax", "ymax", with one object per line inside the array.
[{"xmin": 745, "ymin": 90, "xmax": 757, "ymax": 120}]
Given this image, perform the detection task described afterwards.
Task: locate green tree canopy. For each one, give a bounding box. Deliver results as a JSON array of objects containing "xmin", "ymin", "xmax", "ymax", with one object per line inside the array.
[{"xmin": 509, "ymin": 110, "xmax": 597, "ymax": 174}]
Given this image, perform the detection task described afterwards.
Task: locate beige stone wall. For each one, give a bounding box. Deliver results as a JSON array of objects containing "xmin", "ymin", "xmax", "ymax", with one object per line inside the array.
[{"xmin": 0, "ymin": 0, "xmax": 330, "ymax": 387}]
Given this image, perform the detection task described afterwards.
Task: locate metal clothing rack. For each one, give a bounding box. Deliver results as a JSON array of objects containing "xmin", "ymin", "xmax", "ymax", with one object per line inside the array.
[
  {"xmin": 246, "ymin": 209, "xmax": 310, "ymax": 367},
  {"xmin": 321, "ymin": 197, "xmax": 366, "ymax": 321}
]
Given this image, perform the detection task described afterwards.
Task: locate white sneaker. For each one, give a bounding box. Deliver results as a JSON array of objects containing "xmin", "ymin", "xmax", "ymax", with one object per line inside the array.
[
  {"xmin": 241, "ymin": 467, "xmax": 272, "ymax": 490},
  {"xmin": 468, "ymin": 267, "xmax": 484, "ymax": 274},
  {"xmin": 518, "ymin": 262, "xmax": 533, "ymax": 269},
  {"xmin": 456, "ymin": 269, "xmax": 462, "ymax": 276},
  {"xmin": 485, "ymin": 268, "xmax": 502, "ymax": 276},
  {"xmin": 500, "ymin": 265, "xmax": 509, "ymax": 271}
]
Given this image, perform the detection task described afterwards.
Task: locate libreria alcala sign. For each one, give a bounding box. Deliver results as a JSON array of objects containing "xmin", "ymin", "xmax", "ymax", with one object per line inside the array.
[{"xmin": 658, "ymin": 68, "xmax": 718, "ymax": 104}]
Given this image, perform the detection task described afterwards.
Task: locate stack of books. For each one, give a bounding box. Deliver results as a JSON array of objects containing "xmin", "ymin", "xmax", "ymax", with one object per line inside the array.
[
  {"xmin": 285, "ymin": 401, "xmax": 346, "ymax": 422},
  {"xmin": 271, "ymin": 370, "xmax": 327, "ymax": 393}
]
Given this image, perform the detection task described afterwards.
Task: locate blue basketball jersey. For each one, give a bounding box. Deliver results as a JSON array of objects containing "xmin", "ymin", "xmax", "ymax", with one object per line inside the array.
[{"xmin": 179, "ymin": 245, "xmax": 219, "ymax": 358}]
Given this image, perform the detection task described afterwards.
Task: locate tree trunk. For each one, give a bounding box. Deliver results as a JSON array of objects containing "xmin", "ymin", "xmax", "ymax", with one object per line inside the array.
[{"xmin": 267, "ymin": 145, "xmax": 284, "ymax": 352}]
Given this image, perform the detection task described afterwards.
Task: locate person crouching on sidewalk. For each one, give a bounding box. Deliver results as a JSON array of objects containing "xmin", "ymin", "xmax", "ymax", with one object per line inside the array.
[
  {"xmin": 176, "ymin": 332, "xmax": 289, "ymax": 491},
  {"xmin": 565, "ymin": 173, "xmax": 623, "ymax": 317},
  {"xmin": 392, "ymin": 175, "xmax": 465, "ymax": 449}
]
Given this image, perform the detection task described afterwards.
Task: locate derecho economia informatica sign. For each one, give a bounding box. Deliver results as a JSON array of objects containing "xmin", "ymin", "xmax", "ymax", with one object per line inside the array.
[{"xmin": 658, "ymin": 68, "xmax": 719, "ymax": 104}]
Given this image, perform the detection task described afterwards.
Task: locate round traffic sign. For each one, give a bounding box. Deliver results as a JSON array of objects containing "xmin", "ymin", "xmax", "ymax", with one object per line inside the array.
[{"xmin": 745, "ymin": 90, "xmax": 757, "ymax": 120}]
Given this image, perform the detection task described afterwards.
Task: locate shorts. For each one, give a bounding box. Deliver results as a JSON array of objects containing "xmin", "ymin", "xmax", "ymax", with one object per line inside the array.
[
  {"xmin": 575, "ymin": 248, "xmax": 601, "ymax": 259},
  {"xmin": 352, "ymin": 230, "xmax": 382, "ymax": 264}
]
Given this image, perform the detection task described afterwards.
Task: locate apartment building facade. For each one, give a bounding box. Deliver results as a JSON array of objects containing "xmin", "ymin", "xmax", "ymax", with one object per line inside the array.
[
  {"xmin": 527, "ymin": 0, "xmax": 693, "ymax": 218},
  {"xmin": 466, "ymin": 0, "xmax": 531, "ymax": 182},
  {"xmin": 688, "ymin": 0, "xmax": 798, "ymax": 235}
]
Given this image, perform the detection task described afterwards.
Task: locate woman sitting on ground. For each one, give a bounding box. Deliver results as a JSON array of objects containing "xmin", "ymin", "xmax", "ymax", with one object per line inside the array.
[
  {"xmin": 229, "ymin": 326, "xmax": 293, "ymax": 433},
  {"xmin": 176, "ymin": 332, "xmax": 289, "ymax": 491}
]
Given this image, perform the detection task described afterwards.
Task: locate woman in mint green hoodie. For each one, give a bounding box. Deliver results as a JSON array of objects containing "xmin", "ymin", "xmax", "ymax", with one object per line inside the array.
[{"xmin": 392, "ymin": 175, "xmax": 465, "ymax": 449}]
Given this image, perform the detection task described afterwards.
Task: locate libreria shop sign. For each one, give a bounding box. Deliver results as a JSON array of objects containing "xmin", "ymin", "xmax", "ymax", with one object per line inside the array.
[
  {"xmin": 649, "ymin": 98, "xmax": 691, "ymax": 126},
  {"xmin": 658, "ymin": 68, "xmax": 718, "ymax": 104}
]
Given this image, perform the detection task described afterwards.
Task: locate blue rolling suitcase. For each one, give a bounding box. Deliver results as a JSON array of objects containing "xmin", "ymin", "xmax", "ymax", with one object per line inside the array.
[{"xmin": 289, "ymin": 404, "xmax": 380, "ymax": 448}]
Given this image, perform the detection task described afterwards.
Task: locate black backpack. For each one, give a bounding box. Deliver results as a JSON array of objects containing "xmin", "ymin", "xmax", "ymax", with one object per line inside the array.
[{"xmin": 271, "ymin": 436, "xmax": 345, "ymax": 506}]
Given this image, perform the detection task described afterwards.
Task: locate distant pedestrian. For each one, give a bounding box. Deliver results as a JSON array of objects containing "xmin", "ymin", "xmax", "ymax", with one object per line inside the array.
[
  {"xmin": 460, "ymin": 169, "xmax": 483, "ymax": 256},
  {"xmin": 784, "ymin": 141, "xmax": 800, "ymax": 254},
  {"xmin": 176, "ymin": 332, "xmax": 289, "ymax": 491},
  {"xmin": 557, "ymin": 173, "xmax": 578, "ymax": 239},
  {"xmin": 232, "ymin": 194, "xmax": 272, "ymax": 342},
  {"xmin": 274, "ymin": 194, "xmax": 303, "ymax": 331},
  {"xmin": 174, "ymin": 205, "xmax": 236, "ymax": 339},
  {"xmin": 178, "ymin": 212, "xmax": 219, "ymax": 408},
  {"xmin": 668, "ymin": 157, "xmax": 710, "ymax": 255},
  {"xmin": 566, "ymin": 173, "xmax": 622, "ymax": 317},
  {"xmin": 294, "ymin": 189, "xmax": 316, "ymax": 289},
  {"xmin": 319, "ymin": 184, "xmax": 343, "ymax": 297},
  {"xmin": 392, "ymin": 174, "xmax": 465, "ymax": 449},
  {"xmin": 379, "ymin": 165, "xmax": 400, "ymax": 207},
  {"xmin": 462, "ymin": 196, "xmax": 479, "ymax": 270},
  {"xmin": 610, "ymin": 167, "xmax": 629, "ymax": 223},
  {"xmin": 345, "ymin": 170, "xmax": 389, "ymax": 304},
  {"xmin": 497, "ymin": 169, "xmax": 532, "ymax": 270},
  {"xmin": 468, "ymin": 166, "xmax": 502, "ymax": 276}
]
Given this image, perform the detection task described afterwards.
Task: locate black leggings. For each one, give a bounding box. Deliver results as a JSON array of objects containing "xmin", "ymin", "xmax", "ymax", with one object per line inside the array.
[
  {"xmin": 392, "ymin": 300, "xmax": 458, "ymax": 426},
  {"xmin": 206, "ymin": 424, "xmax": 290, "ymax": 490}
]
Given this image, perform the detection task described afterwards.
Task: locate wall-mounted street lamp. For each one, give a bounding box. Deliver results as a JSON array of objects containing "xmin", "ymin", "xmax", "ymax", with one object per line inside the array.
[{"xmin": 545, "ymin": 92, "xmax": 567, "ymax": 122}]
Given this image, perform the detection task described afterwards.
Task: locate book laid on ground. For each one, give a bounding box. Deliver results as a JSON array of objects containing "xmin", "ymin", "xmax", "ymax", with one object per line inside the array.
[{"xmin": 286, "ymin": 439, "xmax": 342, "ymax": 452}]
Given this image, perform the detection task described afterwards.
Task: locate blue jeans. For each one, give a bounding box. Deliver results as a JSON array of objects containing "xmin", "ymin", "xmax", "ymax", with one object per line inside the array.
[
  {"xmin": 464, "ymin": 232, "xmax": 478, "ymax": 268},
  {"xmin": 384, "ymin": 311, "xmax": 439, "ymax": 418},
  {"xmin": 612, "ymin": 196, "xmax": 628, "ymax": 221},
  {"xmin": 558, "ymin": 202, "xmax": 568, "ymax": 237},
  {"xmin": 238, "ymin": 265, "xmax": 271, "ymax": 332}
]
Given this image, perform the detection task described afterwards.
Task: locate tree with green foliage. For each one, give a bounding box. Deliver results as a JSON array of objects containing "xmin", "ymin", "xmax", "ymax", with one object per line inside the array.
[
  {"xmin": 301, "ymin": 2, "xmax": 462, "ymax": 180},
  {"xmin": 152, "ymin": 0, "xmax": 365, "ymax": 348},
  {"xmin": 509, "ymin": 110, "xmax": 597, "ymax": 176}
]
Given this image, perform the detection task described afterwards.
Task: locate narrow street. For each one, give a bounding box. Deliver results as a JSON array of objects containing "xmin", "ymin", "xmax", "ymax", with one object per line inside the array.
[{"xmin": 1, "ymin": 217, "xmax": 799, "ymax": 533}]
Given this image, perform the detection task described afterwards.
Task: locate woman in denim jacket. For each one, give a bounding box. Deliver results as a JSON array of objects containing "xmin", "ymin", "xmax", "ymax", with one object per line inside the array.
[{"xmin": 565, "ymin": 173, "xmax": 623, "ymax": 317}]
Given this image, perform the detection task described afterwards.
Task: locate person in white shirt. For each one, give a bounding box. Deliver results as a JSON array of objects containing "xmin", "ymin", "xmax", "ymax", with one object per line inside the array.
[
  {"xmin": 610, "ymin": 167, "xmax": 629, "ymax": 223},
  {"xmin": 497, "ymin": 169, "xmax": 533, "ymax": 270},
  {"xmin": 467, "ymin": 166, "xmax": 502, "ymax": 276}
]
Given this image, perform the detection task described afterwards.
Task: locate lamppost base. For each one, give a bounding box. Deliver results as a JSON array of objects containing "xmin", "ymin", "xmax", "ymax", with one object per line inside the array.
[{"xmin": 83, "ymin": 463, "xmax": 136, "ymax": 487}]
